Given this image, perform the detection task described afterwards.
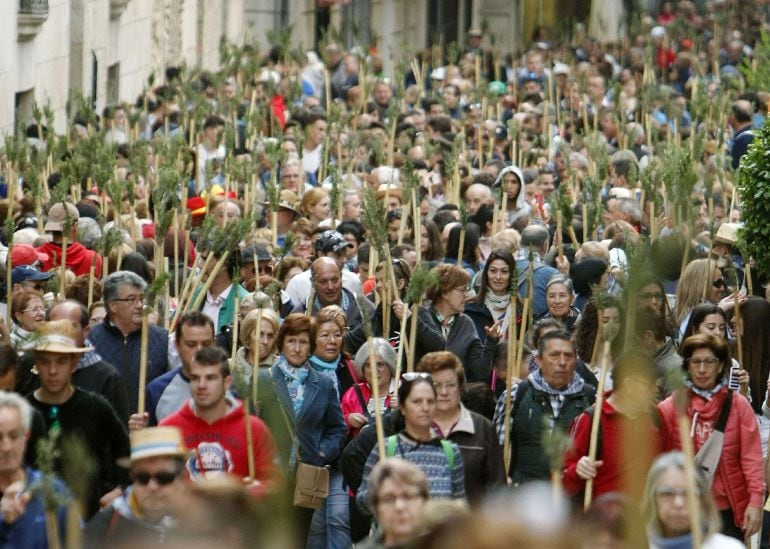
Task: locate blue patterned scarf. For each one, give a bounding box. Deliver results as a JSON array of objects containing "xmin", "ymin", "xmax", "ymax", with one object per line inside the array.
[
  {"xmin": 276, "ymin": 355, "xmax": 310, "ymax": 416},
  {"xmin": 309, "ymin": 354, "xmax": 340, "ymax": 396}
]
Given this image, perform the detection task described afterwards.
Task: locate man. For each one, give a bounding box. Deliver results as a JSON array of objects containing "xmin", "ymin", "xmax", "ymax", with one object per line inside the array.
[
  {"xmin": 47, "ymin": 300, "xmax": 130, "ymax": 423},
  {"xmin": 143, "ymin": 312, "xmax": 215, "ymax": 426},
  {"xmin": 88, "ymin": 271, "xmax": 169, "ymax": 413},
  {"xmin": 515, "ymin": 225, "xmax": 560, "ymax": 318},
  {"xmin": 271, "ymin": 188, "xmax": 301, "ymax": 248},
  {"xmin": 237, "ymin": 242, "xmax": 274, "ymax": 291},
  {"xmin": 285, "ymin": 230, "xmax": 362, "ymax": 305},
  {"xmin": 191, "ymin": 248, "xmax": 249, "ymax": 335},
  {"xmin": 36, "ymin": 201, "xmax": 103, "ymax": 277},
  {"xmin": 563, "ymin": 351, "xmax": 662, "ymax": 501},
  {"xmin": 730, "ymin": 99, "xmax": 755, "ymax": 170},
  {"xmin": 0, "ymin": 391, "xmax": 69, "ymax": 547},
  {"xmin": 278, "ymin": 159, "xmax": 303, "ymax": 194},
  {"xmin": 26, "ymin": 320, "xmax": 130, "ymax": 518},
  {"xmin": 10, "ymin": 264, "xmax": 53, "ymax": 293},
  {"xmin": 85, "ymin": 426, "xmax": 189, "ymax": 544},
  {"xmin": 160, "ymin": 347, "xmax": 278, "ymax": 495},
  {"xmin": 493, "ymin": 331, "xmax": 595, "ymax": 484},
  {"xmin": 604, "ymin": 196, "xmax": 641, "ymax": 232},
  {"xmin": 634, "ymin": 307, "xmax": 681, "ymax": 395},
  {"xmin": 464, "ymin": 183, "xmax": 493, "ymax": 216},
  {"xmin": 292, "ymin": 257, "xmax": 372, "ymax": 327}
]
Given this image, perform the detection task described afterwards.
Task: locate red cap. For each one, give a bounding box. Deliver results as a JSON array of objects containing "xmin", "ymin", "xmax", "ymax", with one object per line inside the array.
[
  {"xmin": 142, "ymin": 223, "xmax": 156, "ymax": 239},
  {"xmin": 11, "ymin": 244, "xmax": 49, "ymax": 267}
]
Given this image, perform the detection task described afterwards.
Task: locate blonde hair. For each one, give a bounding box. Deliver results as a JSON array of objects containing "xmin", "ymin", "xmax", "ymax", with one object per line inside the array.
[
  {"xmin": 239, "ymin": 308, "xmax": 280, "ymax": 350},
  {"xmin": 300, "ymin": 187, "xmax": 330, "ymax": 218},
  {"xmin": 675, "ymin": 258, "xmax": 717, "ymax": 325}
]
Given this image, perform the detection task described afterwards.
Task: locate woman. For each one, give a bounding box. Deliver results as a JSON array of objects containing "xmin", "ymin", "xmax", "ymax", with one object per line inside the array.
[
  {"xmin": 310, "ymin": 305, "xmax": 358, "ymax": 398},
  {"xmin": 443, "ymin": 224, "xmax": 481, "ymax": 277},
  {"xmin": 357, "ymin": 374, "xmax": 465, "ymax": 506},
  {"xmin": 357, "ymin": 458, "xmax": 430, "ymax": 549},
  {"xmin": 289, "ymin": 218, "xmax": 315, "ymax": 262},
  {"xmin": 631, "ymin": 274, "xmax": 678, "ymax": 343},
  {"xmin": 569, "ymin": 257, "xmax": 609, "ymax": 312},
  {"xmin": 11, "ymin": 290, "xmax": 46, "ymax": 349},
  {"xmin": 657, "ymin": 334, "xmax": 764, "ymax": 540},
  {"xmin": 675, "ymin": 258, "xmax": 738, "ymax": 336},
  {"xmin": 301, "ymin": 187, "xmax": 331, "ymax": 227},
  {"xmin": 573, "ymin": 296, "xmax": 624, "ymax": 379},
  {"xmin": 493, "ymin": 165, "xmax": 530, "ymax": 227},
  {"xmin": 416, "ymin": 351, "xmax": 505, "ymax": 504},
  {"xmin": 307, "ymin": 306, "xmax": 357, "ymax": 549},
  {"xmin": 537, "ymin": 275, "xmax": 581, "ymax": 333},
  {"xmin": 425, "ymin": 264, "xmax": 497, "ymax": 383},
  {"xmin": 464, "ymin": 250, "xmax": 516, "ymax": 344},
  {"xmin": 420, "ymin": 219, "xmax": 444, "ymax": 263},
  {"xmin": 274, "ymin": 256, "xmax": 308, "ymax": 318},
  {"xmin": 234, "ymin": 308, "xmax": 280, "ymax": 379},
  {"xmin": 341, "ymin": 338, "xmax": 397, "ymax": 438},
  {"xmin": 257, "ymin": 314, "xmax": 348, "ymax": 543},
  {"xmin": 644, "ymin": 452, "xmax": 744, "ymax": 548}
]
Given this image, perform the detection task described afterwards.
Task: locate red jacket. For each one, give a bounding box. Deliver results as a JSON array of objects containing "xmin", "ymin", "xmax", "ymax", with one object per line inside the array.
[
  {"xmin": 36, "ymin": 241, "xmax": 103, "ymax": 278},
  {"xmin": 563, "ymin": 396, "xmax": 663, "ymax": 499},
  {"xmin": 658, "ymin": 387, "xmax": 765, "ymax": 528},
  {"xmin": 161, "ymin": 397, "xmax": 280, "ymax": 497},
  {"xmin": 340, "ymin": 382, "xmax": 392, "ymax": 437}
]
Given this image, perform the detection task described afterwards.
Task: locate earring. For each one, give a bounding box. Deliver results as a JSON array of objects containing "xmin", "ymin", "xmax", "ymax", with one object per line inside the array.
[{"xmin": 31, "ymin": 366, "xmax": 39, "ymax": 375}]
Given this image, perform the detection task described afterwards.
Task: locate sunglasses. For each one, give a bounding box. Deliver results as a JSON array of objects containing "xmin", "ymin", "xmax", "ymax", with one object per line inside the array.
[
  {"xmin": 712, "ymin": 279, "xmax": 726, "ymax": 289},
  {"xmin": 401, "ymin": 372, "xmax": 431, "ymax": 382},
  {"xmin": 132, "ymin": 470, "xmax": 180, "ymax": 486}
]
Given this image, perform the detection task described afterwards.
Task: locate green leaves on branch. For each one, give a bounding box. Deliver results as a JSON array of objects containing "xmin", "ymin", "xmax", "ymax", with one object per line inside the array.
[
  {"xmin": 405, "ymin": 265, "xmax": 438, "ymax": 306},
  {"xmin": 738, "ymin": 118, "xmax": 770, "ymax": 276}
]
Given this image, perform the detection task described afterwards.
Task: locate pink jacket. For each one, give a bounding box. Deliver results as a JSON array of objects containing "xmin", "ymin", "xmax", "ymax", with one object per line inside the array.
[
  {"xmin": 340, "ymin": 382, "xmax": 392, "ymax": 437},
  {"xmin": 658, "ymin": 387, "xmax": 765, "ymax": 528}
]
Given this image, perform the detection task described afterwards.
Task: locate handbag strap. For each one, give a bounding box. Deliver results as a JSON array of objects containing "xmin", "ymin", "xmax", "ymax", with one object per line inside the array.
[
  {"xmin": 273, "ymin": 375, "xmax": 296, "ymax": 439},
  {"xmin": 354, "ymin": 384, "xmax": 371, "ymax": 418},
  {"xmin": 715, "ymin": 390, "xmax": 733, "ymax": 433}
]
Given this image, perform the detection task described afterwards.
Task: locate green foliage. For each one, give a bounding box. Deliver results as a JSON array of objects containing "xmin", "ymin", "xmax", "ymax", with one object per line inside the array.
[
  {"xmin": 405, "ymin": 265, "xmax": 438, "ymax": 305},
  {"xmin": 33, "ymin": 431, "xmax": 72, "ymax": 512},
  {"xmin": 146, "ymin": 272, "xmax": 171, "ymax": 311},
  {"xmin": 152, "ymin": 167, "xmax": 182, "ymax": 245},
  {"xmin": 357, "ymin": 295, "xmax": 375, "ymax": 339},
  {"xmin": 657, "ymin": 140, "xmax": 701, "ymax": 225},
  {"xmin": 738, "ymin": 120, "xmax": 770, "ymax": 276},
  {"xmin": 741, "ymin": 31, "xmax": 770, "ymax": 92},
  {"xmin": 362, "ymin": 186, "xmax": 388, "ymax": 256}
]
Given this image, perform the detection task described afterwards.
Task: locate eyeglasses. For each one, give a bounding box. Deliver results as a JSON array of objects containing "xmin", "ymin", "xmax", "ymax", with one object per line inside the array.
[
  {"xmin": 132, "ymin": 470, "xmax": 180, "ymax": 486},
  {"xmin": 377, "ymin": 492, "xmax": 424, "ymax": 506},
  {"xmin": 401, "ymin": 372, "xmax": 431, "ymax": 381},
  {"xmin": 22, "ymin": 307, "xmax": 46, "ymax": 314},
  {"xmin": 686, "ymin": 357, "xmax": 720, "ymax": 366},
  {"xmin": 258, "ymin": 263, "xmax": 274, "ymax": 275},
  {"xmin": 712, "ymin": 279, "xmax": 726, "ymax": 289},
  {"xmin": 639, "ymin": 292, "xmax": 663, "ymax": 301},
  {"xmin": 113, "ymin": 295, "xmax": 145, "ymax": 305},
  {"xmin": 655, "ymin": 486, "xmax": 700, "ymax": 500}
]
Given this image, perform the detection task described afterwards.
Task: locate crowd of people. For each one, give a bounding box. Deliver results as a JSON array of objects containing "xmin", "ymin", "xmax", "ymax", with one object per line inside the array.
[{"xmin": 2, "ymin": 0, "xmax": 770, "ymax": 547}]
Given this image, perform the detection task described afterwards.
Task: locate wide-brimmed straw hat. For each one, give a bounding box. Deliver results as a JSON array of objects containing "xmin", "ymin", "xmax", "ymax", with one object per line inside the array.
[
  {"xmin": 117, "ymin": 426, "xmax": 192, "ymax": 468},
  {"xmin": 34, "ymin": 320, "xmax": 94, "ymax": 354}
]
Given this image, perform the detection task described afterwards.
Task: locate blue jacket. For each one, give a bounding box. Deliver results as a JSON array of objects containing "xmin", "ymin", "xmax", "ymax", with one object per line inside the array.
[
  {"xmin": 0, "ymin": 468, "xmax": 69, "ymax": 549},
  {"xmin": 257, "ymin": 363, "xmax": 347, "ymax": 469},
  {"xmin": 88, "ymin": 319, "xmax": 169, "ymax": 414},
  {"xmin": 515, "ymin": 258, "xmax": 558, "ymax": 318}
]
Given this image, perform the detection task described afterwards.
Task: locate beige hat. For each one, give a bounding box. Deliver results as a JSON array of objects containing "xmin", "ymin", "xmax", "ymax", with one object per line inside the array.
[
  {"xmin": 264, "ymin": 189, "xmax": 300, "ymax": 216},
  {"xmin": 118, "ymin": 426, "xmax": 191, "ymax": 468},
  {"xmin": 34, "ymin": 320, "xmax": 94, "ymax": 354},
  {"xmin": 714, "ymin": 222, "xmax": 740, "ymax": 245},
  {"xmin": 45, "ymin": 202, "xmax": 79, "ymax": 232}
]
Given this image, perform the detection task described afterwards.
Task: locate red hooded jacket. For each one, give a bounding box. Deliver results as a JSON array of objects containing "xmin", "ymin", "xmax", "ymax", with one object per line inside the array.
[{"xmin": 36, "ymin": 241, "xmax": 103, "ymax": 278}]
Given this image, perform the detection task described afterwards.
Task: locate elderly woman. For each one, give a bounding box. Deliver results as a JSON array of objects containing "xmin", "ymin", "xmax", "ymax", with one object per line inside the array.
[
  {"xmin": 309, "ymin": 305, "xmax": 358, "ymax": 398},
  {"xmin": 10, "ymin": 290, "xmax": 46, "ymax": 349},
  {"xmin": 536, "ymin": 275, "xmax": 581, "ymax": 333},
  {"xmin": 644, "ymin": 452, "xmax": 744, "ymax": 548},
  {"xmin": 341, "ymin": 338, "xmax": 397, "ymax": 438},
  {"xmin": 424, "ymin": 264, "xmax": 497, "ymax": 382},
  {"xmin": 234, "ymin": 308, "xmax": 280, "ymax": 377},
  {"xmin": 658, "ymin": 335, "xmax": 764, "ymax": 540},
  {"xmin": 416, "ymin": 351, "xmax": 505, "ymax": 504},
  {"xmin": 257, "ymin": 313, "xmax": 347, "ymax": 544},
  {"xmin": 357, "ymin": 458, "xmax": 430, "ymax": 549}
]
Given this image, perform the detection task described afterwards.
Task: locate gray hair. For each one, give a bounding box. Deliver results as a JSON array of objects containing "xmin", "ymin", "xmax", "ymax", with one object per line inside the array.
[
  {"xmin": 0, "ymin": 390, "xmax": 32, "ymax": 434},
  {"xmin": 615, "ymin": 197, "xmax": 642, "ymax": 224},
  {"xmin": 520, "ymin": 225, "xmax": 550, "ymax": 248},
  {"xmin": 545, "ymin": 274, "xmax": 574, "ymax": 294},
  {"xmin": 103, "ymin": 271, "xmax": 148, "ymax": 303},
  {"xmin": 643, "ymin": 451, "xmax": 721, "ymax": 539},
  {"xmin": 354, "ymin": 337, "xmax": 397, "ymax": 379}
]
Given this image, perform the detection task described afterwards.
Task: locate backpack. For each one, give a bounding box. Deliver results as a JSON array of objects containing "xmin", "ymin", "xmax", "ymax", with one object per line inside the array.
[{"xmin": 385, "ymin": 435, "xmax": 455, "ymax": 469}]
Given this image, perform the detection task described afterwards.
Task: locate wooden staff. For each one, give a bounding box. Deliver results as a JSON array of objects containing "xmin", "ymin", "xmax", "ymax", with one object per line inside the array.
[
  {"xmin": 59, "ymin": 235, "xmax": 69, "ymax": 299},
  {"xmin": 582, "ymin": 202, "xmax": 589, "ymax": 243},
  {"xmin": 677, "ymin": 411, "xmax": 703, "ymax": 549},
  {"xmin": 87, "ymin": 253, "xmax": 97, "ymax": 309},
  {"xmin": 231, "ymin": 297, "xmax": 240, "ymax": 372},
  {"xmin": 172, "ymin": 252, "xmax": 214, "ymax": 326},
  {"xmin": 251, "ymin": 312, "xmax": 262, "ymax": 409},
  {"xmin": 173, "ymin": 214, "xmax": 180, "ymax": 299},
  {"xmin": 243, "ymin": 395, "xmax": 256, "ymax": 482},
  {"xmin": 556, "ymin": 210, "xmax": 564, "ymax": 260},
  {"xmin": 734, "ymin": 294, "xmax": 748, "ymax": 397},
  {"xmin": 746, "ymin": 258, "xmax": 754, "ymax": 295},
  {"xmin": 45, "ymin": 509, "xmax": 61, "ymax": 549},
  {"xmin": 368, "ymin": 336, "xmax": 386, "ymax": 459},
  {"xmin": 584, "ymin": 339, "xmax": 611, "ymax": 510},
  {"xmin": 306, "ymin": 286, "xmax": 316, "ymax": 317},
  {"xmin": 136, "ymin": 311, "xmax": 149, "ymax": 414},
  {"xmin": 393, "ymin": 308, "xmax": 409, "ymax": 386},
  {"xmin": 503, "ymin": 297, "xmax": 529, "ymax": 472},
  {"xmin": 413, "ymin": 191, "xmax": 422, "ymax": 264},
  {"xmin": 5, "ymin": 244, "xmax": 12, "ymax": 322},
  {"xmin": 500, "ymin": 192, "xmax": 508, "ymax": 230}
]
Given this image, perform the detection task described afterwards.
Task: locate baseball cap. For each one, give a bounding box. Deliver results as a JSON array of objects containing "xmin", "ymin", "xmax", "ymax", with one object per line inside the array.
[
  {"xmin": 45, "ymin": 202, "xmax": 80, "ymax": 232},
  {"xmin": 10, "ymin": 244, "xmax": 48, "ymax": 268},
  {"xmin": 241, "ymin": 244, "xmax": 272, "ymax": 263},
  {"xmin": 11, "ymin": 265, "xmax": 54, "ymax": 285},
  {"xmin": 315, "ymin": 231, "xmax": 352, "ymax": 254}
]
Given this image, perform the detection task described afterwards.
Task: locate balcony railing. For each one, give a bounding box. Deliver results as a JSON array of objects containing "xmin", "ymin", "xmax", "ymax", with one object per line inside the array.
[{"xmin": 18, "ymin": 0, "xmax": 49, "ymax": 41}]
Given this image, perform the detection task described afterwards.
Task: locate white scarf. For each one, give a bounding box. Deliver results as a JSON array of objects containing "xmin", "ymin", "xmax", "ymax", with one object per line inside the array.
[{"xmin": 484, "ymin": 292, "xmax": 513, "ymax": 340}]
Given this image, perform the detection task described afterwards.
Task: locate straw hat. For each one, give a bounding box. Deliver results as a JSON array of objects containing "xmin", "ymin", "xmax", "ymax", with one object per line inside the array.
[
  {"xmin": 714, "ymin": 222, "xmax": 740, "ymax": 245},
  {"xmin": 34, "ymin": 320, "xmax": 93, "ymax": 354},
  {"xmin": 117, "ymin": 426, "xmax": 191, "ymax": 468}
]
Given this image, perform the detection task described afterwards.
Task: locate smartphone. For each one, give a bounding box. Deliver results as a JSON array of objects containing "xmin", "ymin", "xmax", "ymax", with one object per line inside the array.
[{"xmin": 728, "ymin": 363, "xmax": 741, "ymax": 392}]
